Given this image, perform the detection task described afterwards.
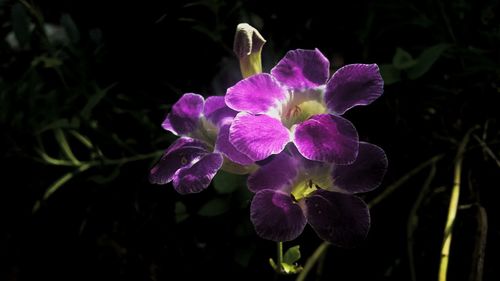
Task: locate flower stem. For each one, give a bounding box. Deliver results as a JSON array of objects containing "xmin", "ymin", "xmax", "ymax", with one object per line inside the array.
[
  {"xmin": 277, "ymin": 241, "xmax": 283, "ymax": 274},
  {"xmin": 296, "ymin": 242, "xmax": 329, "ymax": 281},
  {"xmin": 438, "ymin": 126, "xmax": 477, "ymax": 281}
]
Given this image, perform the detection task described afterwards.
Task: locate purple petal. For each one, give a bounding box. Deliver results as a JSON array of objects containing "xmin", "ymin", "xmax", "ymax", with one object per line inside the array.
[
  {"xmin": 172, "ymin": 153, "xmax": 223, "ymax": 194},
  {"xmin": 215, "ymin": 124, "xmax": 254, "ymax": 165},
  {"xmin": 149, "ymin": 138, "xmax": 209, "ymax": 185},
  {"xmin": 332, "ymin": 142, "xmax": 388, "ymax": 193},
  {"xmin": 250, "ymin": 190, "xmax": 307, "ymax": 241},
  {"xmin": 203, "ymin": 95, "xmax": 237, "ymax": 128},
  {"xmin": 247, "ymin": 151, "xmax": 298, "ymax": 193},
  {"xmin": 229, "ymin": 113, "xmax": 290, "ymax": 161},
  {"xmin": 162, "ymin": 93, "xmax": 205, "ymax": 135},
  {"xmin": 325, "ymin": 64, "xmax": 384, "ymax": 115},
  {"xmin": 225, "ymin": 73, "xmax": 287, "ymax": 114},
  {"xmin": 271, "ymin": 49, "xmax": 330, "ymax": 89},
  {"xmin": 305, "ymin": 190, "xmax": 370, "ymax": 247},
  {"xmin": 293, "ymin": 114, "xmax": 359, "ymax": 164}
]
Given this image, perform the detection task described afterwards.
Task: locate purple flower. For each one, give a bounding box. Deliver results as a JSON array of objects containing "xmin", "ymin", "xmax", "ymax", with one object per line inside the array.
[
  {"xmin": 247, "ymin": 143, "xmax": 387, "ymax": 247},
  {"xmin": 225, "ymin": 49, "xmax": 383, "ymax": 163},
  {"xmin": 150, "ymin": 93, "xmax": 255, "ymax": 194}
]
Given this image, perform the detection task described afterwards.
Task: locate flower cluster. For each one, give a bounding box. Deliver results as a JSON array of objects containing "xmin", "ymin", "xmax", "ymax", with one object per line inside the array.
[{"xmin": 150, "ymin": 46, "xmax": 387, "ymax": 247}]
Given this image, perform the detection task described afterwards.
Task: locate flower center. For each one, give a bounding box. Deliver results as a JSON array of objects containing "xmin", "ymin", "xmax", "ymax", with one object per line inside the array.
[
  {"xmin": 281, "ymin": 88, "xmax": 327, "ymax": 129},
  {"xmin": 291, "ymin": 179, "xmax": 319, "ymax": 201},
  {"xmin": 190, "ymin": 118, "xmax": 218, "ymax": 148},
  {"xmin": 291, "ymin": 170, "xmax": 333, "ymax": 201}
]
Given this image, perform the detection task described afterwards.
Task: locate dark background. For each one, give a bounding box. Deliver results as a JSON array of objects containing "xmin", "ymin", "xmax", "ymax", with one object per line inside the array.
[{"xmin": 1, "ymin": 0, "xmax": 499, "ymax": 280}]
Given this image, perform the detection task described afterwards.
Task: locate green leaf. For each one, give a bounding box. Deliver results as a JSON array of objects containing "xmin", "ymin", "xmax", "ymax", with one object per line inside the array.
[
  {"xmin": 60, "ymin": 14, "xmax": 80, "ymax": 43},
  {"xmin": 197, "ymin": 198, "xmax": 229, "ymax": 217},
  {"xmin": 213, "ymin": 170, "xmax": 246, "ymax": 194},
  {"xmin": 407, "ymin": 44, "xmax": 450, "ymax": 80},
  {"xmin": 175, "ymin": 202, "xmax": 189, "ymax": 223},
  {"xmin": 392, "ymin": 48, "xmax": 416, "ymax": 70},
  {"xmin": 379, "ymin": 64, "xmax": 401, "ymax": 85},
  {"xmin": 11, "ymin": 3, "xmax": 31, "ymax": 48},
  {"xmin": 283, "ymin": 245, "xmax": 301, "ymax": 264}
]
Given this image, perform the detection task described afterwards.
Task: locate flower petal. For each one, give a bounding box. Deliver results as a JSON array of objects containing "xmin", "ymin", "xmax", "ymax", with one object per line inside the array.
[
  {"xmin": 293, "ymin": 114, "xmax": 358, "ymax": 164},
  {"xmin": 251, "ymin": 190, "xmax": 307, "ymax": 242},
  {"xmin": 229, "ymin": 113, "xmax": 290, "ymax": 161},
  {"xmin": 149, "ymin": 137, "xmax": 209, "ymax": 185},
  {"xmin": 225, "ymin": 73, "xmax": 287, "ymax": 114},
  {"xmin": 203, "ymin": 95, "xmax": 237, "ymax": 128},
  {"xmin": 332, "ymin": 142, "xmax": 388, "ymax": 193},
  {"xmin": 162, "ymin": 93, "xmax": 205, "ymax": 135},
  {"xmin": 172, "ymin": 152, "xmax": 223, "ymax": 194},
  {"xmin": 247, "ymin": 151, "xmax": 298, "ymax": 193},
  {"xmin": 305, "ymin": 190, "xmax": 370, "ymax": 247},
  {"xmin": 271, "ymin": 49, "xmax": 330, "ymax": 89},
  {"xmin": 325, "ymin": 64, "xmax": 384, "ymax": 115},
  {"xmin": 215, "ymin": 124, "xmax": 254, "ymax": 165}
]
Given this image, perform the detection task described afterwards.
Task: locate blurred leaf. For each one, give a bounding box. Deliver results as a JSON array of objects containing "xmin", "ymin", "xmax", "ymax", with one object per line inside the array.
[
  {"xmin": 175, "ymin": 202, "xmax": 189, "ymax": 223},
  {"xmin": 36, "ymin": 118, "xmax": 80, "ymax": 134},
  {"xmin": 197, "ymin": 198, "xmax": 229, "ymax": 217},
  {"xmin": 32, "ymin": 55, "xmax": 63, "ymax": 68},
  {"xmin": 54, "ymin": 129, "xmax": 80, "ymax": 165},
  {"xmin": 11, "ymin": 3, "xmax": 31, "ymax": 48},
  {"xmin": 392, "ymin": 48, "xmax": 416, "ymax": 70},
  {"xmin": 60, "ymin": 13, "xmax": 79, "ymax": 43},
  {"xmin": 88, "ymin": 166, "xmax": 121, "ymax": 184},
  {"xmin": 81, "ymin": 84, "xmax": 115, "ymax": 120},
  {"xmin": 69, "ymin": 131, "xmax": 94, "ymax": 149},
  {"xmin": 234, "ymin": 243, "xmax": 256, "ymax": 267},
  {"xmin": 379, "ymin": 64, "xmax": 401, "ymax": 85},
  {"xmin": 213, "ymin": 170, "xmax": 246, "ymax": 194},
  {"xmin": 407, "ymin": 44, "xmax": 450, "ymax": 80},
  {"xmin": 283, "ymin": 245, "xmax": 301, "ymax": 264},
  {"xmin": 34, "ymin": 164, "xmax": 91, "ymax": 212}
]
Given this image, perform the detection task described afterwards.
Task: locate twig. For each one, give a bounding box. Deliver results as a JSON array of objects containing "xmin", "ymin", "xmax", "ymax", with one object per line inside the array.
[
  {"xmin": 368, "ymin": 154, "xmax": 444, "ymax": 208},
  {"xmin": 473, "ymin": 134, "xmax": 500, "ymax": 169},
  {"xmin": 407, "ymin": 162, "xmax": 437, "ymax": 281},
  {"xmin": 469, "ymin": 205, "xmax": 487, "ymax": 281}
]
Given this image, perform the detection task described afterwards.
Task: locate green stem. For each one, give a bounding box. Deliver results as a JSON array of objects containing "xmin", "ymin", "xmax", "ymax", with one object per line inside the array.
[
  {"xmin": 439, "ymin": 127, "xmax": 477, "ymax": 281},
  {"xmin": 277, "ymin": 241, "xmax": 283, "ymax": 274},
  {"xmin": 296, "ymin": 242, "xmax": 329, "ymax": 281}
]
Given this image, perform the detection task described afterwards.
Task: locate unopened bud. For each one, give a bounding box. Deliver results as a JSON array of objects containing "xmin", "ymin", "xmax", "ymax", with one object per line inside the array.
[{"xmin": 233, "ymin": 23, "xmax": 266, "ymax": 78}]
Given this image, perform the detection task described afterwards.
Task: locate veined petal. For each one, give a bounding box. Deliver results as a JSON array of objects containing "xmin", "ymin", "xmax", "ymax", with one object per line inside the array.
[
  {"xmin": 251, "ymin": 190, "xmax": 307, "ymax": 242},
  {"xmin": 332, "ymin": 142, "xmax": 388, "ymax": 193},
  {"xmin": 304, "ymin": 190, "xmax": 370, "ymax": 247},
  {"xmin": 162, "ymin": 93, "xmax": 204, "ymax": 135},
  {"xmin": 172, "ymin": 152, "xmax": 223, "ymax": 194},
  {"xmin": 225, "ymin": 73, "xmax": 287, "ymax": 114},
  {"xmin": 293, "ymin": 114, "xmax": 358, "ymax": 164},
  {"xmin": 229, "ymin": 112, "xmax": 290, "ymax": 161},
  {"xmin": 325, "ymin": 64, "xmax": 384, "ymax": 115},
  {"xmin": 247, "ymin": 151, "xmax": 298, "ymax": 193},
  {"xmin": 271, "ymin": 49, "xmax": 330, "ymax": 89},
  {"xmin": 215, "ymin": 124, "xmax": 254, "ymax": 165},
  {"xmin": 149, "ymin": 137, "xmax": 209, "ymax": 185},
  {"xmin": 203, "ymin": 95, "xmax": 237, "ymax": 128}
]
